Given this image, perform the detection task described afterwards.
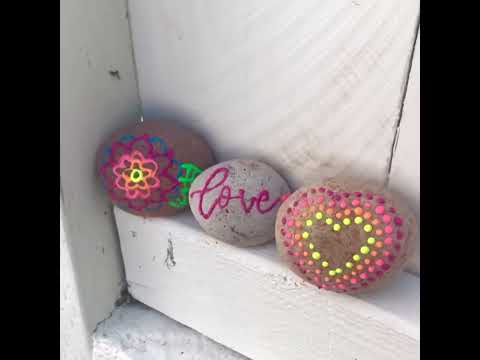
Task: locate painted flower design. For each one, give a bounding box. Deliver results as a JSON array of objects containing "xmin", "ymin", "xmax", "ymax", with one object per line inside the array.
[
  {"xmin": 100, "ymin": 134, "xmax": 180, "ymax": 212},
  {"xmin": 112, "ymin": 150, "xmax": 161, "ymax": 200}
]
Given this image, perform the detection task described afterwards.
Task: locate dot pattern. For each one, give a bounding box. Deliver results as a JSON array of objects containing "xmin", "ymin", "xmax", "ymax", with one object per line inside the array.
[{"xmin": 280, "ymin": 187, "xmax": 406, "ymax": 293}]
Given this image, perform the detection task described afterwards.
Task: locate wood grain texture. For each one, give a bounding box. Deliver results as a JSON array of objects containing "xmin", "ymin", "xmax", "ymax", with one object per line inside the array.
[
  {"xmin": 389, "ymin": 32, "xmax": 420, "ymax": 274},
  {"xmin": 115, "ymin": 207, "xmax": 419, "ymax": 360},
  {"xmin": 129, "ymin": 0, "xmax": 419, "ymax": 188},
  {"xmin": 60, "ymin": 0, "xmax": 141, "ymax": 332}
]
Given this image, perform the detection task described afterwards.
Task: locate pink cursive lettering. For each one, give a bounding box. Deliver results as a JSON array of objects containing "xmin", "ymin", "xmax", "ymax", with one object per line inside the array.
[{"xmin": 190, "ymin": 167, "xmax": 289, "ymax": 220}]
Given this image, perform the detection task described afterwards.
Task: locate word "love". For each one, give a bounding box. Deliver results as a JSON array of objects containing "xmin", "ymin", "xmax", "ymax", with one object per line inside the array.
[{"xmin": 190, "ymin": 167, "xmax": 289, "ymax": 220}]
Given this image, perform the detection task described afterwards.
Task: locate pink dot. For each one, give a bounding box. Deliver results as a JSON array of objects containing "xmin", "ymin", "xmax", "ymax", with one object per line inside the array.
[
  {"xmin": 338, "ymin": 284, "xmax": 346, "ymax": 289},
  {"xmin": 377, "ymin": 197, "xmax": 385, "ymax": 204},
  {"xmin": 385, "ymin": 225, "xmax": 393, "ymax": 234},
  {"xmin": 327, "ymin": 190, "xmax": 333, "ymax": 196},
  {"xmin": 319, "ymin": 187, "xmax": 325, "ymax": 192},
  {"xmin": 394, "ymin": 244, "xmax": 401, "ymax": 251},
  {"xmin": 287, "ymin": 220, "xmax": 294, "ymax": 227},
  {"xmin": 375, "ymin": 259, "xmax": 385, "ymax": 266},
  {"xmin": 339, "ymin": 201, "xmax": 347, "ymax": 209},
  {"xmin": 282, "ymin": 217, "xmax": 287, "ymax": 224},
  {"xmin": 355, "ymin": 192, "xmax": 362, "ymax": 197},
  {"xmin": 384, "ymin": 237, "xmax": 393, "ymax": 245},
  {"xmin": 368, "ymin": 266, "xmax": 375, "ymax": 273},
  {"xmin": 360, "ymin": 273, "xmax": 368, "ymax": 280},
  {"xmin": 389, "ymin": 207, "xmax": 397, "ymax": 213},
  {"xmin": 382, "ymin": 264, "xmax": 391, "ymax": 271},
  {"xmin": 383, "ymin": 215, "xmax": 392, "ymax": 224},
  {"xmin": 302, "ymin": 193, "xmax": 308, "ymax": 198},
  {"xmin": 343, "ymin": 192, "xmax": 350, "ymax": 198},
  {"xmin": 286, "ymin": 232, "xmax": 292, "ymax": 239},
  {"xmin": 318, "ymin": 195, "xmax": 325, "ymax": 203},
  {"xmin": 364, "ymin": 202, "xmax": 372, "ymax": 209},
  {"xmin": 287, "ymin": 208, "xmax": 292, "ymax": 214},
  {"xmin": 375, "ymin": 206, "xmax": 385, "ymax": 215},
  {"xmin": 375, "ymin": 229, "xmax": 384, "ymax": 236},
  {"xmin": 314, "ymin": 276, "xmax": 320, "ymax": 283},
  {"xmin": 328, "ymin": 200, "xmax": 336, "ymax": 207},
  {"xmin": 366, "ymin": 193, "xmax": 373, "ymax": 200},
  {"xmin": 383, "ymin": 251, "xmax": 391, "ymax": 257},
  {"xmin": 394, "ymin": 216, "xmax": 403, "ymax": 226},
  {"xmin": 397, "ymin": 231, "xmax": 404, "ymax": 240},
  {"xmin": 299, "ymin": 260, "xmax": 305, "ymax": 266},
  {"xmin": 350, "ymin": 278, "xmax": 358, "ymax": 284},
  {"xmin": 334, "ymin": 194, "xmax": 341, "ymax": 201},
  {"xmin": 294, "ymin": 252, "xmax": 299, "ymax": 257},
  {"xmin": 283, "ymin": 241, "xmax": 289, "ymax": 247},
  {"xmin": 352, "ymin": 199, "xmax": 361, "ymax": 206}
]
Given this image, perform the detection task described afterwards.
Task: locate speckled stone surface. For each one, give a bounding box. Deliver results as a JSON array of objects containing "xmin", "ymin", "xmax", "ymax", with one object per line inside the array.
[
  {"xmin": 189, "ymin": 160, "xmax": 290, "ymax": 247},
  {"xmin": 275, "ymin": 178, "xmax": 416, "ymax": 294}
]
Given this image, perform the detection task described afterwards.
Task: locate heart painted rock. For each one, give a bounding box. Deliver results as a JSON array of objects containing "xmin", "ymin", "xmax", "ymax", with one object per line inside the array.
[
  {"xmin": 97, "ymin": 120, "xmax": 215, "ymax": 217},
  {"xmin": 275, "ymin": 179, "xmax": 416, "ymax": 294},
  {"xmin": 189, "ymin": 160, "xmax": 291, "ymax": 246}
]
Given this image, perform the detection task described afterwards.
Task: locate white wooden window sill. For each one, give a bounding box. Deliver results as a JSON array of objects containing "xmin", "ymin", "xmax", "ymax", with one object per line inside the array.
[{"xmin": 112, "ymin": 207, "xmax": 419, "ymax": 360}]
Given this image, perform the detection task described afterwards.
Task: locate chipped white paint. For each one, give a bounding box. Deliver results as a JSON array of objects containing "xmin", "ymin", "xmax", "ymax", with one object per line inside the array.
[
  {"xmin": 389, "ymin": 32, "xmax": 420, "ymax": 274},
  {"xmin": 115, "ymin": 208, "xmax": 419, "ymax": 360},
  {"xmin": 60, "ymin": 0, "xmax": 141, "ymax": 337},
  {"xmin": 93, "ymin": 302, "xmax": 249, "ymax": 360},
  {"xmin": 61, "ymin": 198, "xmax": 91, "ymax": 360}
]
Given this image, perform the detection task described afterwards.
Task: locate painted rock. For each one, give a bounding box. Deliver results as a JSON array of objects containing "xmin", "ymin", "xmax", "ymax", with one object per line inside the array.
[
  {"xmin": 97, "ymin": 120, "xmax": 215, "ymax": 217},
  {"xmin": 275, "ymin": 178, "xmax": 416, "ymax": 294},
  {"xmin": 189, "ymin": 160, "xmax": 291, "ymax": 246}
]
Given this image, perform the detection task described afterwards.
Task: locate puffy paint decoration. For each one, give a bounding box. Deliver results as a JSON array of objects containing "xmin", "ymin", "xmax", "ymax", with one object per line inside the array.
[
  {"xmin": 97, "ymin": 120, "xmax": 215, "ymax": 217},
  {"xmin": 189, "ymin": 160, "xmax": 291, "ymax": 247},
  {"xmin": 275, "ymin": 178, "xmax": 416, "ymax": 294}
]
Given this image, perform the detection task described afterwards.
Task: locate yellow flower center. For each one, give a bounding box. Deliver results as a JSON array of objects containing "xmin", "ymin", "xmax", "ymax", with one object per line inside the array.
[{"xmin": 130, "ymin": 168, "xmax": 144, "ymax": 183}]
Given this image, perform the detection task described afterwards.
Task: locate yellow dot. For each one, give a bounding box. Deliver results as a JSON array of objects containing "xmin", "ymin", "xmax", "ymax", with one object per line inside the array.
[
  {"xmin": 345, "ymin": 262, "xmax": 353, "ymax": 269},
  {"xmin": 308, "ymin": 243, "xmax": 315, "ymax": 250},
  {"xmin": 353, "ymin": 254, "xmax": 361, "ymax": 262},
  {"xmin": 329, "ymin": 270, "xmax": 336, "ymax": 276},
  {"xmin": 305, "ymin": 219, "xmax": 313, "ymax": 227},
  {"xmin": 335, "ymin": 268, "xmax": 343, "ymax": 274},
  {"xmin": 354, "ymin": 216, "xmax": 363, "ymax": 224},
  {"xmin": 326, "ymin": 218, "xmax": 333, "ymax": 225},
  {"xmin": 333, "ymin": 224, "xmax": 341, "ymax": 232},
  {"xmin": 363, "ymin": 224, "xmax": 373, "ymax": 233},
  {"xmin": 312, "ymin": 252, "xmax": 321, "ymax": 260},
  {"xmin": 343, "ymin": 218, "xmax": 351, "ymax": 226},
  {"xmin": 367, "ymin": 237, "xmax": 376, "ymax": 245},
  {"xmin": 302, "ymin": 232, "xmax": 309, "ymax": 239},
  {"xmin": 315, "ymin": 212, "xmax": 323, "ymax": 220},
  {"xmin": 360, "ymin": 246, "xmax": 370, "ymax": 255},
  {"xmin": 322, "ymin": 261, "xmax": 329, "ymax": 268}
]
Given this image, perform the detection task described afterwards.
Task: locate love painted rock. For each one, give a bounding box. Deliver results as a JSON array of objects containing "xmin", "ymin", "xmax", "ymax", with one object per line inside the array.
[
  {"xmin": 275, "ymin": 179, "xmax": 416, "ymax": 294},
  {"xmin": 189, "ymin": 160, "xmax": 291, "ymax": 246},
  {"xmin": 97, "ymin": 120, "xmax": 215, "ymax": 217}
]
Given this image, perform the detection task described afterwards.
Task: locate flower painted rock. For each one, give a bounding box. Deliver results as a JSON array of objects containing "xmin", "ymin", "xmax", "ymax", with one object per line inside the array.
[
  {"xmin": 97, "ymin": 120, "xmax": 215, "ymax": 217},
  {"xmin": 275, "ymin": 178, "xmax": 416, "ymax": 294},
  {"xmin": 189, "ymin": 160, "xmax": 291, "ymax": 246}
]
